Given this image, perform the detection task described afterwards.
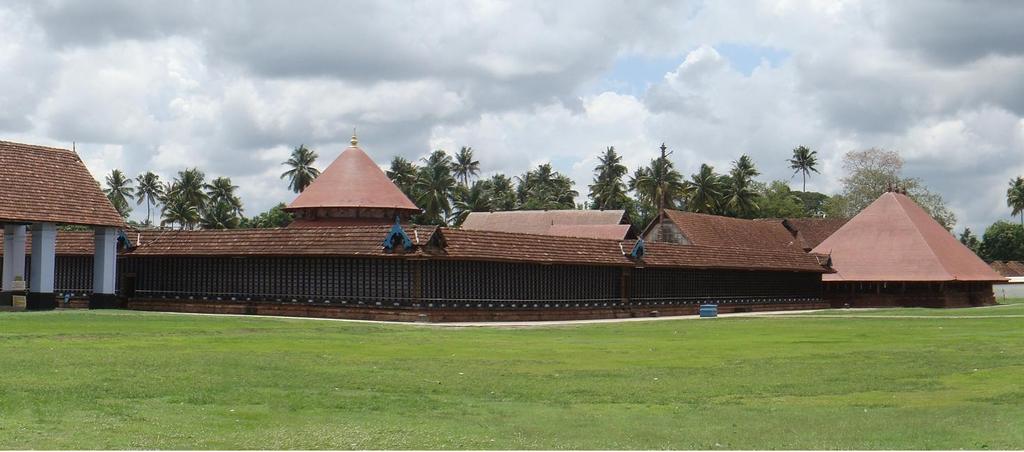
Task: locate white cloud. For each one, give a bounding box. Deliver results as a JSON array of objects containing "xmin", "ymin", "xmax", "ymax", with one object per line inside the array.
[{"xmin": 1, "ymin": 0, "xmax": 1023, "ymax": 234}]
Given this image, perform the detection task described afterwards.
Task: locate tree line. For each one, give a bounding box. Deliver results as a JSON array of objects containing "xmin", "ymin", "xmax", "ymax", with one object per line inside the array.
[
  {"xmin": 101, "ymin": 143, "xmax": 973, "ymax": 238},
  {"xmin": 958, "ymin": 175, "xmax": 1024, "ymax": 261}
]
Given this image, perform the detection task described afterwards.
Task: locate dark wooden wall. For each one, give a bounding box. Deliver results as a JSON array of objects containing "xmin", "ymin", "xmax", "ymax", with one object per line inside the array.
[{"xmin": 116, "ymin": 255, "xmax": 823, "ymax": 307}]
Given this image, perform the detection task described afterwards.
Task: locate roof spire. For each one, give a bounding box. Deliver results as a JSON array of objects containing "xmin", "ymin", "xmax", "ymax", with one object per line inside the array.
[{"xmin": 350, "ymin": 127, "xmax": 358, "ymax": 146}]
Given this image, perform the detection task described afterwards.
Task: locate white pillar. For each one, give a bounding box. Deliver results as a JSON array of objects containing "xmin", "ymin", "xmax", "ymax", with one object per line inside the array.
[
  {"xmin": 29, "ymin": 222, "xmax": 56, "ymax": 294},
  {"xmin": 2, "ymin": 224, "xmax": 27, "ymax": 292},
  {"xmin": 93, "ymin": 227, "xmax": 117, "ymax": 294}
]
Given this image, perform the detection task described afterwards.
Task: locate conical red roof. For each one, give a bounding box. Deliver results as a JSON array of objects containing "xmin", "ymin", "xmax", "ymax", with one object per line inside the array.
[
  {"xmin": 286, "ymin": 144, "xmax": 419, "ymax": 212},
  {"xmin": 812, "ymin": 192, "xmax": 1005, "ymax": 282}
]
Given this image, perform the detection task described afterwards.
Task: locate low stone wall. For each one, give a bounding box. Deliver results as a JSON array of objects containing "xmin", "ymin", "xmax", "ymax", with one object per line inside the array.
[{"xmin": 125, "ymin": 299, "xmax": 829, "ymax": 323}]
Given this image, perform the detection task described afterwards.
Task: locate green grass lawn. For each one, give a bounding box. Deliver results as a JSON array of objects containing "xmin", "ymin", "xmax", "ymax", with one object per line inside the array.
[{"xmin": 1, "ymin": 301, "xmax": 1022, "ymax": 450}]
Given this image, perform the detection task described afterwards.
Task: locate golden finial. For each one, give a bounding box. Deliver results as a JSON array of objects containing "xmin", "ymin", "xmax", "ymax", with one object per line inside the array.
[{"xmin": 350, "ymin": 127, "xmax": 358, "ymax": 146}]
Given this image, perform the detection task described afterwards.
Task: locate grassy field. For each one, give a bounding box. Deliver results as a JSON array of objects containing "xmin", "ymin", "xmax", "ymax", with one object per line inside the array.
[{"xmin": 1, "ymin": 301, "xmax": 1022, "ymax": 449}]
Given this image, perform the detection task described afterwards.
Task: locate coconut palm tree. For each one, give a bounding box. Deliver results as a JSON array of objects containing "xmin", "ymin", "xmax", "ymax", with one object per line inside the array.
[
  {"xmin": 486, "ymin": 174, "xmax": 517, "ymax": 211},
  {"xmin": 721, "ymin": 155, "xmax": 761, "ymax": 217},
  {"xmin": 204, "ymin": 176, "xmax": 243, "ymax": 215},
  {"xmin": 628, "ymin": 144, "xmax": 688, "ymax": 212},
  {"xmin": 386, "ymin": 156, "xmax": 418, "ymax": 197},
  {"xmin": 280, "ymin": 144, "xmax": 320, "ymax": 193},
  {"xmin": 452, "ymin": 146, "xmax": 480, "ymax": 187},
  {"xmin": 516, "ymin": 163, "xmax": 577, "ymax": 210},
  {"xmin": 1007, "ymin": 176, "xmax": 1024, "ymax": 225},
  {"xmin": 161, "ymin": 195, "xmax": 200, "ymax": 230},
  {"xmin": 450, "ymin": 181, "xmax": 492, "ymax": 226},
  {"xmin": 135, "ymin": 171, "xmax": 164, "ymax": 226},
  {"xmin": 414, "ymin": 150, "xmax": 456, "ymax": 225},
  {"xmin": 104, "ymin": 169, "xmax": 135, "ymax": 218},
  {"xmin": 687, "ymin": 164, "xmax": 724, "ymax": 214},
  {"xmin": 200, "ymin": 200, "xmax": 241, "ymax": 229},
  {"xmin": 170, "ymin": 168, "xmax": 208, "ymax": 213},
  {"xmin": 788, "ymin": 146, "xmax": 819, "ymax": 192},
  {"xmin": 588, "ymin": 146, "xmax": 630, "ymax": 210}
]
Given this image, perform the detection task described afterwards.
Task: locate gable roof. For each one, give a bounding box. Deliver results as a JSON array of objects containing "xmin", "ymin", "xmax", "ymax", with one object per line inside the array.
[
  {"xmin": 461, "ymin": 210, "xmax": 629, "ymax": 239},
  {"xmin": 285, "ymin": 144, "xmax": 419, "ymax": 213},
  {"xmin": 0, "ymin": 141, "xmax": 126, "ymax": 228},
  {"xmin": 653, "ymin": 210, "xmax": 799, "ymax": 251},
  {"xmin": 990, "ymin": 261, "xmax": 1024, "ymax": 278},
  {"xmin": 121, "ymin": 225, "xmax": 828, "ymax": 273},
  {"xmin": 812, "ymin": 192, "xmax": 1005, "ymax": 282},
  {"xmin": 779, "ymin": 217, "xmax": 849, "ymax": 250}
]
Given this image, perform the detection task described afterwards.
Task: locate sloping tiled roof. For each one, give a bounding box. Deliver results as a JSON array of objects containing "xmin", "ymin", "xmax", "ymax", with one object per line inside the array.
[
  {"xmin": 125, "ymin": 226, "xmax": 437, "ymax": 257},
  {"xmin": 544, "ymin": 224, "xmax": 632, "ymax": 240},
  {"xmin": 0, "ymin": 230, "xmax": 96, "ymax": 255},
  {"xmin": 812, "ymin": 192, "xmax": 1005, "ymax": 282},
  {"xmin": 433, "ymin": 229, "xmax": 827, "ymax": 272},
  {"xmin": 286, "ymin": 145, "xmax": 419, "ymax": 213},
  {"xmin": 123, "ymin": 226, "xmax": 826, "ymax": 272},
  {"xmin": 779, "ymin": 217, "xmax": 849, "ymax": 250},
  {"xmin": 461, "ymin": 210, "xmax": 628, "ymax": 238},
  {"xmin": 657, "ymin": 210, "xmax": 799, "ymax": 251},
  {"xmin": 990, "ymin": 261, "xmax": 1024, "ymax": 277},
  {"xmin": 0, "ymin": 141, "xmax": 126, "ymax": 228}
]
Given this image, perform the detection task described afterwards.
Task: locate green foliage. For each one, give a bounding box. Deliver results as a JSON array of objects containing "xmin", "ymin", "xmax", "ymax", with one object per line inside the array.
[
  {"xmin": 959, "ymin": 227, "xmax": 981, "ymax": 255},
  {"xmin": 450, "ymin": 180, "xmax": 492, "ymax": 226},
  {"xmin": 516, "ymin": 163, "xmax": 577, "ymax": 210},
  {"xmin": 200, "ymin": 201, "xmax": 242, "ymax": 229},
  {"xmin": 452, "ymin": 146, "xmax": 480, "ymax": 187},
  {"xmin": 721, "ymin": 155, "xmax": 760, "ymax": 218},
  {"xmin": 485, "ymin": 174, "xmax": 517, "ymax": 211},
  {"xmin": 240, "ymin": 203, "xmax": 293, "ymax": 228},
  {"xmin": 1, "ymin": 309, "xmax": 1023, "ymax": 449},
  {"xmin": 588, "ymin": 147, "xmax": 630, "ymax": 210},
  {"xmin": 832, "ymin": 148, "xmax": 956, "ymax": 229},
  {"xmin": 794, "ymin": 190, "xmax": 830, "ymax": 217},
  {"xmin": 686, "ymin": 163, "xmax": 724, "ymax": 214},
  {"xmin": 756, "ymin": 180, "xmax": 806, "ymax": 218},
  {"xmin": 134, "ymin": 171, "xmax": 164, "ymax": 226},
  {"xmin": 280, "ymin": 144, "xmax": 320, "ymax": 193},
  {"xmin": 980, "ymin": 221, "xmax": 1024, "ymax": 261},
  {"xmin": 629, "ymin": 144, "xmax": 688, "ymax": 223},
  {"xmin": 103, "ymin": 169, "xmax": 134, "ymax": 218},
  {"xmin": 386, "ymin": 156, "xmax": 418, "ymax": 199},
  {"xmin": 1007, "ymin": 176, "xmax": 1024, "ymax": 225},
  {"xmin": 413, "ymin": 150, "xmax": 457, "ymax": 225},
  {"xmin": 788, "ymin": 145, "xmax": 819, "ymax": 191}
]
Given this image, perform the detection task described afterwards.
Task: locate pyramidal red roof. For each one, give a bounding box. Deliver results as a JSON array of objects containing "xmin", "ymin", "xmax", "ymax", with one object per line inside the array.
[
  {"xmin": 812, "ymin": 192, "xmax": 1005, "ymax": 282},
  {"xmin": 286, "ymin": 143, "xmax": 419, "ymax": 212}
]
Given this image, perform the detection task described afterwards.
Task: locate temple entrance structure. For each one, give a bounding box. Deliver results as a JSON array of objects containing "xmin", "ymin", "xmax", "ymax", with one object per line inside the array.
[{"xmin": 0, "ymin": 141, "xmax": 125, "ymax": 310}]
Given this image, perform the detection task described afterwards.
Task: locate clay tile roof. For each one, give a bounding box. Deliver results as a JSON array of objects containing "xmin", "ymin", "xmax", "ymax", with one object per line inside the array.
[
  {"xmin": 285, "ymin": 145, "xmax": 419, "ymax": 213},
  {"xmin": 990, "ymin": 261, "xmax": 1024, "ymax": 277},
  {"xmin": 0, "ymin": 141, "xmax": 126, "ymax": 228},
  {"xmin": 119, "ymin": 225, "xmax": 827, "ymax": 273},
  {"xmin": 0, "ymin": 230, "xmax": 97, "ymax": 256},
  {"xmin": 126, "ymin": 225, "xmax": 437, "ymax": 257},
  {"xmin": 779, "ymin": 217, "xmax": 849, "ymax": 250},
  {"xmin": 461, "ymin": 210, "xmax": 628, "ymax": 237},
  {"xmin": 432, "ymin": 228, "xmax": 828, "ymax": 272},
  {"xmin": 545, "ymin": 224, "xmax": 632, "ymax": 240},
  {"xmin": 812, "ymin": 192, "xmax": 1006, "ymax": 282},
  {"xmin": 656, "ymin": 210, "xmax": 799, "ymax": 251}
]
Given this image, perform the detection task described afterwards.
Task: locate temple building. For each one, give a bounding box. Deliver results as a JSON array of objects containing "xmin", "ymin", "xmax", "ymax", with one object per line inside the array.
[
  {"xmin": 1, "ymin": 138, "xmax": 834, "ymax": 321},
  {"xmin": 0, "ymin": 141, "xmax": 125, "ymax": 310},
  {"xmin": 285, "ymin": 134, "xmax": 421, "ymax": 226},
  {"xmin": 812, "ymin": 191, "xmax": 1005, "ymax": 307}
]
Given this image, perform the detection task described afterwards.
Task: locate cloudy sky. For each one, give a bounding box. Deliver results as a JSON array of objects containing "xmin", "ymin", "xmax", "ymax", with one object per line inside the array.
[{"xmin": 2, "ymin": 0, "xmax": 1023, "ymax": 232}]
